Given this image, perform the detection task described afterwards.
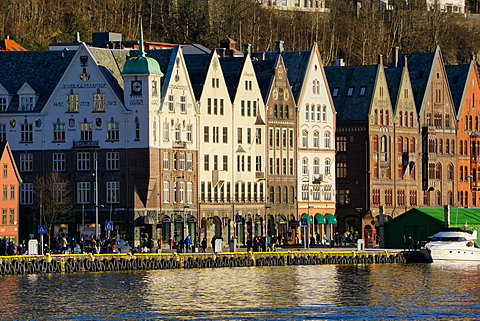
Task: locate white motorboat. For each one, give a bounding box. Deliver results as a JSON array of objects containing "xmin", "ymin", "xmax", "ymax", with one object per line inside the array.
[{"xmin": 421, "ymin": 228, "xmax": 480, "ymax": 262}]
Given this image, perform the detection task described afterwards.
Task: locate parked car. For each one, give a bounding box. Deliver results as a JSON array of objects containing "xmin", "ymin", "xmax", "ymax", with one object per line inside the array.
[{"xmin": 111, "ymin": 239, "xmax": 131, "ymax": 254}]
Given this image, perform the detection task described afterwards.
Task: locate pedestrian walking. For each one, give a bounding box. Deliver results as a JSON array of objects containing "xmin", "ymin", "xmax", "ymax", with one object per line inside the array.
[
  {"xmin": 201, "ymin": 238, "xmax": 207, "ymax": 253},
  {"xmin": 184, "ymin": 235, "xmax": 192, "ymax": 253},
  {"xmin": 211, "ymin": 235, "xmax": 216, "ymax": 253}
]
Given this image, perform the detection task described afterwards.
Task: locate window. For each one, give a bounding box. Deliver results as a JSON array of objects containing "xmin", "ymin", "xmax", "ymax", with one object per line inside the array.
[
  {"xmin": 337, "ymin": 189, "xmax": 350, "ymax": 205},
  {"xmin": 53, "ymin": 153, "xmax": 66, "ymax": 171},
  {"xmin": 186, "ymin": 124, "xmax": 192, "ymax": 142},
  {"xmin": 305, "ymin": 105, "xmax": 309, "ymax": 121},
  {"xmin": 256, "ymin": 128, "xmax": 261, "ymax": 144},
  {"xmin": 67, "ymin": 93, "xmax": 79, "ymax": 112},
  {"xmin": 317, "ymin": 105, "xmax": 321, "ymax": 121},
  {"xmin": 53, "ymin": 183, "xmax": 67, "ymax": 204},
  {"xmin": 187, "ymin": 182, "xmax": 193, "ymax": 203},
  {"xmin": 237, "ymin": 128, "xmax": 243, "ymax": 144},
  {"xmin": 204, "ymin": 154, "xmax": 209, "ymax": 171},
  {"xmin": 163, "ymin": 181, "xmax": 170, "ymax": 203},
  {"xmin": 313, "ymin": 131, "xmax": 319, "ymax": 148},
  {"xmin": 324, "ymin": 132, "xmax": 331, "ymax": 148},
  {"xmin": 20, "ymin": 183, "xmax": 33, "ymax": 205},
  {"xmin": 322, "ymin": 106, "xmax": 327, "ymax": 122},
  {"xmin": 168, "ymin": 94, "xmax": 174, "ymax": 111},
  {"xmin": 135, "ymin": 117, "xmax": 140, "ymax": 140},
  {"xmin": 0, "ymin": 123, "xmax": 6, "ymax": 141},
  {"xmin": 180, "ymin": 95, "xmax": 186, "ymax": 113},
  {"xmin": 93, "ymin": 92, "xmax": 105, "ymax": 111},
  {"xmin": 347, "ymin": 87, "xmax": 354, "ymax": 96},
  {"xmin": 163, "ymin": 122, "xmax": 169, "ymax": 141},
  {"xmin": 337, "ymin": 136, "xmax": 347, "ymax": 152},
  {"xmin": 385, "ymin": 189, "xmax": 393, "ymax": 206},
  {"xmin": 80, "ymin": 121, "xmax": 92, "ymax": 141},
  {"xmin": 163, "ymin": 152, "xmax": 170, "ymax": 170},
  {"xmin": 106, "ymin": 152, "xmax": 119, "ymax": 170},
  {"xmin": 3, "ymin": 185, "xmax": 7, "ymax": 200},
  {"xmin": 0, "ymin": 96, "xmax": 7, "ymax": 111},
  {"xmin": 106, "ymin": 181, "xmax": 120, "ymax": 203},
  {"xmin": 180, "ymin": 153, "xmax": 186, "ymax": 170},
  {"xmin": 332, "ymin": 88, "xmax": 339, "ymax": 97},
  {"xmin": 77, "ymin": 182, "xmax": 90, "ymax": 203},
  {"xmin": 77, "ymin": 152, "xmax": 90, "ymax": 171},
  {"xmin": 174, "ymin": 123, "xmax": 181, "ymax": 141},
  {"xmin": 313, "ymin": 158, "xmax": 320, "ymax": 174},
  {"xmin": 372, "ymin": 189, "xmax": 380, "ymax": 205},
  {"xmin": 53, "ymin": 122, "xmax": 66, "ymax": 141},
  {"xmin": 20, "ymin": 153, "xmax": 33, "ymax": 172},
  {"xmin": 337, "ymin": 162, "xmax": 347, "ymax": 178},
  {"xmin": 220, "ymin": 99, "xmax": 224, "ymax": 115},
  {"xmin": 9, "ymin": 209, "xmax": 14, "ymax": 225},
  {"xmin": 20, "ymin": 96, "xmax": 34, "ymax": 111},
  {"xmin": 3, "ymin": 163, "xmax": 7, "ymax": 178},
  {"xmin": 410, "ymin": 190, "xmax": 418, "ymax": 206},
  {"xmin": 302, "ymin": 131, "xmax": 308, "ymax": 147},
  {"xmin": 107, "ymin": 121, "xmax": 119, "ymax": 141},
  {"xmin": 1, "ymin": 209, "xmax": 5, "ymax": 225},
  {"xmin": 302, "ymin": 158, "xmax": 308, "ymax": 175},
  {"xmin": 359, "ymin": 87, "xmax": 366, "ymax": 96},
  {"xmin": 21, "ymin": 122, "xmax": 33, "ymax": 142}
]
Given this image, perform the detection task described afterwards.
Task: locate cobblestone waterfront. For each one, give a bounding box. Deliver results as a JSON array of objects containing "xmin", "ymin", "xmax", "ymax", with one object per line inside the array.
[{"xmin": 1, "ymin": 260, "xmax": 479, "ymax": 320}]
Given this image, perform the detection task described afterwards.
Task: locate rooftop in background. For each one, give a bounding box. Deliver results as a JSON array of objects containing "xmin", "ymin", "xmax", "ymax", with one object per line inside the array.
[
  {"xmin": 48, "ymin": 32, "xmax": 210, "ymax": 55},
  {"xmin": 0, "ymin": 37, "xmax": 27, "ymax": 51},
  {"xmin": 260, "ymin": 0, "xmax": 330, "ymax": 12}
]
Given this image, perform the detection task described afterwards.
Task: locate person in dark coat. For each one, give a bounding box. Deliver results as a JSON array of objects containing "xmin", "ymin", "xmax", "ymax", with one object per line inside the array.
[
  {"xmin": 201, "ymin": 239, "xmax": 207, "ymax": 253},
  {"xmin": 246, "ymin": 237, "xmax": 252, "ymax": 252},
  {"xmin": 178, "ymin": 238, "xmax": 184, "ymax": 253},
  {"xmin": 211, "ymin": 235, "xmax": 217, "ymax": 253},
  {"xmin": 70, "ymin": 237, "xmax": 77, "ymax": 254}
]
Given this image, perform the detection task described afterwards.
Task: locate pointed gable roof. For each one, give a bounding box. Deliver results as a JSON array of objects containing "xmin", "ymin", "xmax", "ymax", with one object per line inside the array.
[
  {"xmin": 384, "ymin": 66, "xmax": 403, "ymax": 112},
  {"xmin": 0, "ymin": 141, "xmax": 22, "ymax": 183},
  {"xmin": 0, "ymin": 50, "xmax": 76, "ymax": 112},
  {"xmin": 324, "ymin": 64, "xmax": 378, "ymax": 122},
  {"xmin": 184, "ymin": 52, "xmax": 214, "ymax": 100},
  {"xmin": 219, "ymin": 56, "xmax": 246, "ymax": 102},
  {"xmin": 395, "ymin": 49, "xmax": 436, "ymax": 113},
  {"xmin": 445, "ymin": 63, "xmax": 471, "ymax": 115}
]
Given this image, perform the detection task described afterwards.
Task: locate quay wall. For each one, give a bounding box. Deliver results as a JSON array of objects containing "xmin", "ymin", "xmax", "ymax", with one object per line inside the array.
[{"xmin": 0, "ymin": 250, "xmax": 408, "ymax": 276}]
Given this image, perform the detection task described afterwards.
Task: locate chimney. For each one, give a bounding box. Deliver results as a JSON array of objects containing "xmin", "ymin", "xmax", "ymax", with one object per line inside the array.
[
  {"xmin": 217, "ymin": 48, "xmax": 226, "ymax": 57},
  {"xmin": 332, "ymin": 58, "xmax": 345, "ymax": 66},
  {"xmin": 275, "ymin": 40, "xmax": 284, "ymax": 53},
  {"xmin": 378, "ymin": 54, "xmax": 383, "ymax": 66},
  {"xmin": 444, "ymin": 205, "xmax": 450, "ymax": 228},
  {"xmin": 392, "ymin": 46, "xmax": 399, "ymax": 68},
  {"xmin": 471, "ymin": 52, "xmax": 476, "ymax": 61},
  {"xmin": 219, "ymin": 38, "xmax": 236, "ymax": 50},
  {"xmin": 243, "ymin": 43, "xmax": 251, "ymax": 56}
]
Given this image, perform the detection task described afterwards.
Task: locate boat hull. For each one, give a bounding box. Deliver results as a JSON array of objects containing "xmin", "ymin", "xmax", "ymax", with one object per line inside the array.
[{"xmin": 421, "ymin": 248, "xmax": 480, "ymax": 262}]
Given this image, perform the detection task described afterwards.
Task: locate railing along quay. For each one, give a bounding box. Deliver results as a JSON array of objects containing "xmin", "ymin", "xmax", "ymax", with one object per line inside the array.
[{"xmin": 0, "ymin": 250, "xmax": 408, "ymax": 276}]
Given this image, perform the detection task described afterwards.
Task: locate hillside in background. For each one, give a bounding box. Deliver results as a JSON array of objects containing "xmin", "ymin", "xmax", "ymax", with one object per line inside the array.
[{"xmin": 2, "ymin": 0, "xmax": 480, "ymax": 65}]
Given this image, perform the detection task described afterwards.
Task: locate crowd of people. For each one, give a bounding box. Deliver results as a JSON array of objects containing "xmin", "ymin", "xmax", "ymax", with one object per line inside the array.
[{"xmin": 1, "ymin": 237, "xmax": 27, "ymax": 255}]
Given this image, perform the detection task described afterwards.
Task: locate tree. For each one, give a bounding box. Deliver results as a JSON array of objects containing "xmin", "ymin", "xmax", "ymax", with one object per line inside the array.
[{"xmin": 34, "ymin": 172, "xmax": 74, "ymax": 249}]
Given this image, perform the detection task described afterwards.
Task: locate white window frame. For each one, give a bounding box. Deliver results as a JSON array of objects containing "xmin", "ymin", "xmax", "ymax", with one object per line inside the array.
[
  {"xmin": 20, "ymin": 153, "xmax": 33, "ymax": 172},
  {"xmin": 21, "ymin": 122, "xmax": 33, "ymax": 142},
  {"xmin": 163, "ymin": 181, "xmax": 170, "ymax": 203},
  {"xmin": 53, "ymin": 153, "xmax": 66, "ymax": 172},
  {"xmin": 20, "ymin": 183, "xmax": 33, "ymax": 205},
  {"xmin": 77, "ymin": 182, "xmax": 90, "ymax": 204},
  {"xmin": 107, "ymin": 121, "xmax": 119, "ymax": 141},
  {"xmin": 20, "ymin": 96, "xmax": 34, "ymax": 111},
  {"xmin": 106, "ymin": 181, "xmax": 120, "ymax": 203},
  {"xmin": 106, "ymin": 152, "xmax": 119, "ymax": 170},
  {"xmin": 77, "ymin": 152, "xmax": 90, "ymax": 171}
]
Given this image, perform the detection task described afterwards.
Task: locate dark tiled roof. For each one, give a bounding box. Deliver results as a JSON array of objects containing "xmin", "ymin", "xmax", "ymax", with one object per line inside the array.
[
  {"xmin": 395, "ymin": 51, "xmax": 435, "ymax": 113},
  {"xmin": 219, "ymin": 56, "xmax": 246, "ymax": 102},
  {"xmin": 184, "ymin": 53, "xmax": 213, "ymax": 100},
  {"xmin": 252, "ymin": 58, "xmax": 276, "ymax": 102},
  {"xmin": 142, "ymin": 49, "xmax": 174, "ymax": 76},
  {"xmin": 281, "ymin": 50, "xmax": 311, "ymax": 102},
  {"xmin": 0, "ymin": 50, "xmax": 76, "ymax": 112},
  {"xmin": 89, "ymin": 47, "xmax": 130, "ymax": 102},
  {"xmin": 324, "ymin": 65, "xmax": 378, "ymax": 122},
  {"xmin": 384, "ymin": 67, "xmax": 403, "ymax": 113},
  {"xmin": 445, "ymin": 63, "xmax": 470, "ymax": 114},
  {"xmin": 252, "ymin": 50, "xmax": 311, "ymax": 103}
]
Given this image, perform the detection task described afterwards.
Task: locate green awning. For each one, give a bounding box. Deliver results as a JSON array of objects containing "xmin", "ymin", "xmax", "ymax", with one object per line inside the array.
[
  {"xmin": 315, "ymin": 213, "xmax": 326, "ymax": 224},
  {"xmin": 301, "ymin": 213, "xmax": 313, "ymax": 224},
  {"xmin": 325, "ymin": 213, "xmax": 337, "ymax": 224}
]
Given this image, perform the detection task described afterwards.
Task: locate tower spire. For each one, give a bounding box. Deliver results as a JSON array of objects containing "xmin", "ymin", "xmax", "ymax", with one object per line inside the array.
[{"xmin": 139, "ymin": 16, "xmax": 145, "ymax": 57}]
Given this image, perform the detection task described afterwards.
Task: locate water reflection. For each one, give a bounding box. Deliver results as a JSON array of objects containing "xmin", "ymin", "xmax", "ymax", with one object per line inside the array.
[{"xmin": 1, "ymin": 263, "xmax": 479, "ymax": 320}]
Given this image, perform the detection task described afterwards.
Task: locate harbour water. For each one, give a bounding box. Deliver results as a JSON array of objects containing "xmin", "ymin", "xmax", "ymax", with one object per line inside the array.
[{"xmin": 1, "ymin": 262, "xmax": 479, "ymax": 320}]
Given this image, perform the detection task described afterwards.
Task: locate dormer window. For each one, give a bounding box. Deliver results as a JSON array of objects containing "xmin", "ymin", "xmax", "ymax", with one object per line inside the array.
[
  {"xmin": 347, "ymin": 87, "xmax": 354, "ymax": 96},
  {"xmin": 359, "ymin": 87, "xmax": 366, "ymax": 96},
  {"xmin": 0, "ymin": 96, "xmax": 8, "ymax": 111},
  {"xmin": 20, "ymin": 96, "xmax": 34, "ymax": 111},
  {"xmin": 332, "ymin": 88, "xmax": 339, "ymax": 97}
]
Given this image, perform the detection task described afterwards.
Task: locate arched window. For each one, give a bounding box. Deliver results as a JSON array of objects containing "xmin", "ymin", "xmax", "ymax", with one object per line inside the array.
[
  {"xmin": 313, "ymin": 158, "xmax": 320, "ymax": 174},
  {"xmin": 435, "ymin": 163, "xmax": 442, "ymax": 180},
  {"xmin": 435, "ymin": 191, "xmax": 441, "ymax": 206},
  {"xmin": 410, "ymin": 137, "xmax": 415, "ymax": 153},
  {"xmin": 399, "ymin": 111, "xmax": 403, "ymax": 126},
  {"xmin": 410, "ymin": 112, "xmax": 414, "ymax": 127},
  {"xmin": 305, "ymin": 105, "xmax": 309, "ymax": 121},
  {"xmin": 313, "ymin": 131, "xmax": 319, "ymax": 148},
  {"xmin": 373, "ymin": 135, "xmax": 379, "ymax": 152},
  {"xmin": 324, "ymin": 132, "xmax": 331, "ymax": 148},
  {"xmin": 451, "ymin": 140, "xmax": 455, "ymax": 154},
  {"xmin": 465, "ymin": 140, "xmax": 468, "ymax": 155},
  {"xmin": 302, "ymin": 130, "xmax": 308, "ymax": 147},
  {"xmin": 439, "ymin": 139, "xmax": 443, "ymax": 154},
  {"xmin": 325, "ymin": 159, "xmax": 331, "ymax": 176},
  {"xmin": 447, "ymin": 191, "xmax": 453, "ymax": 206},
  {"xmin": 380, "ymin": 136, "xmax": 387, "ymax": 153},
  {"xmin": 447, "ymin": 163, "xmax": 454, "ymax": 180},
  {"xmin": 380, "ymin": 110, "xmax": 384, "ymax": 125},
  {"xmin": 373, "ymin": 162, "xmax": 379, "ymax": 178},
  {"xmin": 374, "ymin": 109, "xmax": 378, "ymax": 124},
  {"xmin": 460, "ymin": 140, "xmax": 463, "ymax": 156},
  {"xmin": 269, "ymin": 186, "xmax": 275, "ymax": 203},
  {"xmin": 385, "ymin": 110, "xmax": 389, "ymax": 125},
  {"xmin": 397, "ymin": 137, "xmax": 403, "ymax": 153},
  {"xmin": 446, "ymin": 139, "xmax": 450, "ymax": 154},
  {"xmin": 460, "ymin": 165, "xmax": 464, "ymax": 181},
  {"xmin": 302, "ymin": 158, "xmax": 308, "ymax": 175}
]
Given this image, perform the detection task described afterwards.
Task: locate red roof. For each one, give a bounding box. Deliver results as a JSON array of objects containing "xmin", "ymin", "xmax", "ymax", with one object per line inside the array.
[{"xmin": 0, "ymin": 38, "xmax": 27, "ymax": 51}]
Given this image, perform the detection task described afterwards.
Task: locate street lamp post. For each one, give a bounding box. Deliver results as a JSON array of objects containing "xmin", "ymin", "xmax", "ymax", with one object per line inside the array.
[{"xmin": 94, "ymin": 151, "xmax": 99, "ymax": 239}]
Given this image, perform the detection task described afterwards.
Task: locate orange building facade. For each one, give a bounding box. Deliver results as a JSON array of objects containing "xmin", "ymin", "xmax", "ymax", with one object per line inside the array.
[{"xmin": 0, "ymin": 142, "xmax": 22, "ymax": 243}]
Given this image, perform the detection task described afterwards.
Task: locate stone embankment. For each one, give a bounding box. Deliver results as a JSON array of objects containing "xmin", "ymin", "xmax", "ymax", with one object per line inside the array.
[{"xmin": 0, "ymin": 250, "xmax": 407, "ymax": 276}]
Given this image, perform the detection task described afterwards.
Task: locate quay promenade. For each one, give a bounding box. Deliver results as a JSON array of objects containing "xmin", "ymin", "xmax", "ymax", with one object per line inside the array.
[{"xmin": 0, "ymin": 246, "xmax": 412, "ymax": 276}]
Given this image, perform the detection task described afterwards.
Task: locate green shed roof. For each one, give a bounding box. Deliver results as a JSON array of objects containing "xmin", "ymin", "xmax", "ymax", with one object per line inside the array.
[{"xmin": 415, "ymin": 208, "xmax": 480, "ymax": 226}]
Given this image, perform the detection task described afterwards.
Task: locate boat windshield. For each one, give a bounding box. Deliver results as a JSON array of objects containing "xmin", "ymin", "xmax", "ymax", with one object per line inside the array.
[{"xmin": 431, "ymin": 237, "xmax": 467, "ymax": 242}]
